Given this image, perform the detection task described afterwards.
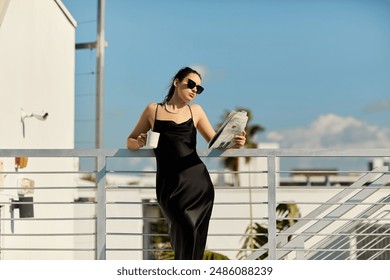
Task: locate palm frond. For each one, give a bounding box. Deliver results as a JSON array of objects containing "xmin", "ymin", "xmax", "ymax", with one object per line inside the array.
[
  {"xmin": 237, "ymin": 222, "xmax": 268, "ymax": 259},
  {"xmin": 203, "ymin": 250, "xmax": 230, "ymax": 260},
  {"xmin": 276, "ymin": 203, "xmax": 301, "ymax": 231}
]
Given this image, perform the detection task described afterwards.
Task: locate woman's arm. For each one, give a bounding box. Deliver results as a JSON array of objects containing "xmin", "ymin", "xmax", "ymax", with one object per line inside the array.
[
  {"xmin": 126, "ymin": 103, "xmax": 155, "ymax": 150},
  {"xmin": 192, "ymin": 104, "xmax": 216, "ymax": 143},
  {"xmin": 193, "ymin": 104, "xmax": 246, "ymax": 148}
]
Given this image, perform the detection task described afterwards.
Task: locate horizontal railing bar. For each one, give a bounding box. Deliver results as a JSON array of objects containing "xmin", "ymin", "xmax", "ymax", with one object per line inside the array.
[
  {"xmin": 0, "ymin": 201, "xmax": 96, "ymax": 205},
  {"xmin": 106, "ymin": 170, "xmax": 156, "ymax": 174},
  {"xmin": 0, "ymin": 233, "xmax": 96, "ymax": 237},
  {"xmin": 279, "ymin": 170, "xmax": 389, "ymax": 174},
  {"xmin": 105, "ymin": 202, "xmax": 266, "ymax": 206},
  {"xmin": 17, "ymin": 200, "xmax": 97, "ymax": 204},
  {"xmin": 205, "ymin": 248, "xmax": 271, "ymax": 252},
  {"xmin": 2, "ymin": 148, "xmax": 390, "ymax": 158},
  {"xmin": 107, "ymin": 170, "xmax": 267, "ymax": 175},
  {"xmin": 106, "ymin": 186, "xmax": 156, "ymax": 189},
  {"xmin": 1, "ymin": 171, "xmax": 97, "ymax": 174},
  {"xmin": 106, "ymin": 232, "xmax": 268, "ymax": 237},
  {"xmin": 214, "ymin": 202, "xmax": 267, "ymax": 205},
  {"xmin": 106, "ymin": 185, "xmax": 269, "ymax": 190},
  {"xmin": 0, "ymin": 186, "xmax": 96, "ymax": 190},
  {"xmin": 106, "ymin": 248, "xmax": 172, "ymax": 252},
  {"xmin": 278, "ymin": 217, "xmax": 390, "ymax": 222},
  {"xmin": 107, "ymin": 169, "xmax": 389, "ymax": 175},
  {"xmin": 105, "ymin": 248, "xmax": 243, "ymax": 253},
  {"xmin": 0, "ymin": 217, "xmax": 96, "ymax": 221},
  {"xmin": 3, "ymin": 185, "xmax": 388, "ymax": 192},
  {"xmin": 106, "ymin": 233, "xmax": 169, "ymax": 236},
  {"xmin": 278, "ymin": 186, "xmax": 390, "ymax": 189},
  {"xmin": 103, "ymin": 232, "xmax": 389, "ymax": 237},
  {"xmin": 281, "ymin": 248, "xmax": 390, "ymax": 252},
  {"xmin": 277, "ymin": 232, "xmax": 390, "ymax": 237},
  {"xmin": 104, "ymin": 217, "xmax": 390, "ymax": 222},
  {"xmin": 106, "ymin": 217, "xmax": 267, "ymax": 221},
  {"xmin": 0, "ymin": 248, "xmax": 95, "ymax": 251},
  {"xmin": 275, "ymin": 201, "xmax": 390, "ymax": 206},
  {"xmin": 106, "ymin": 217, "xmax": 164, "ymax": 220},
  {"xmin": 101, "ymin": 170, "xmax": 154, "ymax": 174},
  {"xmin": 4, "ymin": 169, "xmax": 382, "ymax": 176},
  {"xmin": 105, "ymin": 248, "xmax": 257, "ymax": 253}
]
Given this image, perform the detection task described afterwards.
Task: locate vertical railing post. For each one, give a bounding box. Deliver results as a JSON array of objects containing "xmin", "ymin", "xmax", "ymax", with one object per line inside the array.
[
  {"xmin": 95, "ymin": 150, "xmax": 107, "ymax": 260},
  {"xmin": 267, "ymin": 155, "xmax": 277, "ymax": 259}
]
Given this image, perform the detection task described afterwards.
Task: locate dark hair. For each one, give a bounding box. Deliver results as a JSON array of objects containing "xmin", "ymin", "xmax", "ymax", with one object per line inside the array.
[{"xmin": 162, "ymin": 66, "xmax": 202, "ymax": 104}]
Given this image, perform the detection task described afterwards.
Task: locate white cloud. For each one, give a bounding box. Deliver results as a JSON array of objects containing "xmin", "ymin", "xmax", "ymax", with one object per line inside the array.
[
  {"xmin": 265, "ymin": 113, "xmax": 390, "ymax": 148},
  {"xmin": 364, "ymin": 98, "xmax": 390, "ymax": 113},
  {"xmin": 190, "ymin": 65, "xmax": 208, "ymax": 79}
]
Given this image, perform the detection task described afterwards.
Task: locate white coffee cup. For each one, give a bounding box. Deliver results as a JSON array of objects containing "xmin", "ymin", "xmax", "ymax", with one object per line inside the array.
[{"xmin": 146, "ymin": 130, "xmax": 160, "ymax": 148}]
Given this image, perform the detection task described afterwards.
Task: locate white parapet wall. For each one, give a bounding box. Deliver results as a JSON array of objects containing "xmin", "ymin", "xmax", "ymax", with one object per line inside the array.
[{"xmin": 0, "ymin": 0, "xmax": 79, "ymax": 259}]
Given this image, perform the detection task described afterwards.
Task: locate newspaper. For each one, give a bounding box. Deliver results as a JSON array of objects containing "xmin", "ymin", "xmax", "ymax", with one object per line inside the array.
[{"xmin": 208, "ymin": 110, "xmax": 248, "ymax": 149}]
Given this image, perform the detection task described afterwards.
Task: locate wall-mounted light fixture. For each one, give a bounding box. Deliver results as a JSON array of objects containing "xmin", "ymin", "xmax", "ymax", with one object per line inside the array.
[
  {"xmin": 20, "ymin": 108, "xmax": 49, "ymax": 138},
  {"xmin": 9, "ymin": 178, "xmax": 35, "ymax": 233},
  {"xmin": 10, "ymin": 197, "xmax": 34, "ymax": 218},
  {"xmin": 10, "ymin": 196, "xmax": 34, "ymax": 233}
]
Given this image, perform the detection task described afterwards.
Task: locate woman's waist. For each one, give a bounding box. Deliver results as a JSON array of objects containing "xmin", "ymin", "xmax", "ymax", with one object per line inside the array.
[{"xmin": 156, "ymin": 151, "xmax": 202, "ymax": 171}]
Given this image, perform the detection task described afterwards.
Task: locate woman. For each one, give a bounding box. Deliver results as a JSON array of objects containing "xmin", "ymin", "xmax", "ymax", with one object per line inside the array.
[{"xmin": 127, "ymin": 66, "xmax": 246, "ymax": 259}]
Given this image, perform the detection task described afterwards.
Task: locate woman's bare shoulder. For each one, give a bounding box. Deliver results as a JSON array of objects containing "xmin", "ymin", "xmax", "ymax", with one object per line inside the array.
[
  {"xmin": 189, "ymin": 103, "xmax": 209, "ymax": 125},
  {"xmin": 144, "ymin": 103, "xmax": 159, "ymax": 113},
  {"xmin": 189, "ymin": 103, "xmax": 205, "ymax": 114}
]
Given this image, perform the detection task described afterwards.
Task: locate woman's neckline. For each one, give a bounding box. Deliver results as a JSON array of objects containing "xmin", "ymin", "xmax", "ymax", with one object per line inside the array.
[
  {"xmin": 155, "ymin": 118, "xmax": 192, "ymax": 125},
  {"xmin": 164, "ymin": 103, "xmax": 187, "ymax": 114}
]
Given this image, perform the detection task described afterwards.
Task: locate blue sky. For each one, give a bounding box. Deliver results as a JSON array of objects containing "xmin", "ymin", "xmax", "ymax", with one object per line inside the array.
[{"xmin": 62, "ymin": 0, "xmax": 390, "ymax": 155}]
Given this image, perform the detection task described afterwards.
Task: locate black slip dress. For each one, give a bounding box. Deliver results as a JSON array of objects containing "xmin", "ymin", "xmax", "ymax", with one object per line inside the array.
[{"xmin": 153, "ymin": 103, "xmax": 215, "ymax": 260}]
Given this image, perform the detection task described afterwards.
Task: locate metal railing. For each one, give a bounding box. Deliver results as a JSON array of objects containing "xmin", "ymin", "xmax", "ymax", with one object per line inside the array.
[{"xmin": 0, "ymin": 148, "xmax": 389, "ymax": 260}]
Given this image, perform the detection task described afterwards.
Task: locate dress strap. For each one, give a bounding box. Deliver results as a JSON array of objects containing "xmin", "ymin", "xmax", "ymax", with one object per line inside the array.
[
  {"xmin": 187, "ymin": 104, "xmax": 193, "ymax": 119},
  {"xmin": 152, "ymin": 103, "xmax": 161, "ymax": 129},
  {"xmin": 155, "ymin": 103, "xmax": 161, "ymax": 119}
]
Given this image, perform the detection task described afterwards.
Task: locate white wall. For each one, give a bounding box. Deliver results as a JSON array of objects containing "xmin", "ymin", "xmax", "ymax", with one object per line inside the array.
[
  {"xmin": 0, "ymin": 0, "xmax": 78, "ymax": 259},
  {"xmin": 0, "ymin": 0, "xmax": 75, "ymax": 148}
]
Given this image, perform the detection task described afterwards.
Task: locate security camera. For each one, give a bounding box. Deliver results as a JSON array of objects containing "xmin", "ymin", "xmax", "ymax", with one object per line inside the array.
[
  {"xmin": 20, "ymin": 109, "xmax": 49, "ymax": 138},
  {"xmin": 21, "ymin": 109, "xmax": 49, "ymax": 122},
  {"xmin": 32, "ymin": 112, "xmax": 49, "ymax": 121}
]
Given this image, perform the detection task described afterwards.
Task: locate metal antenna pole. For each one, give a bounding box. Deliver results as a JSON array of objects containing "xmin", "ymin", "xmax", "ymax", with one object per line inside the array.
[
  {"xmin": 95, "ymin": 0, "xmax": 105, "ymax": 148},
  {"xmin": 76, "ymin": 0, "xmax": 107, "ymax": 149}
]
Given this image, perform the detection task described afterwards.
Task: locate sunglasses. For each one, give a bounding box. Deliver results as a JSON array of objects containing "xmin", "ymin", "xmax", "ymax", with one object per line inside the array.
[{"xmin": 187, "ymin": 79, "xmax": 204, "ymax": 94}]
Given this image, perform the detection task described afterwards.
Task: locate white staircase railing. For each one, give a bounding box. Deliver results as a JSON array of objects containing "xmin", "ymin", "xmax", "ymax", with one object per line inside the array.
[{"xmin": 246, "ymin": 166, "xmax": 390, "ymax": 260}]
